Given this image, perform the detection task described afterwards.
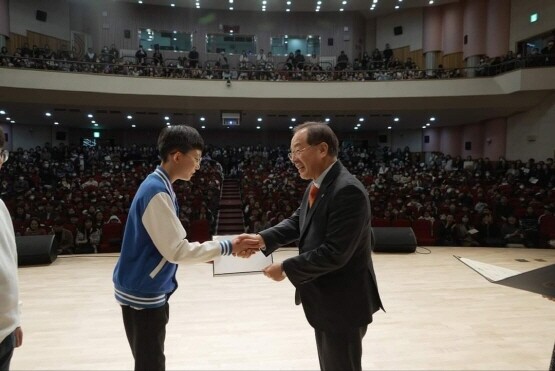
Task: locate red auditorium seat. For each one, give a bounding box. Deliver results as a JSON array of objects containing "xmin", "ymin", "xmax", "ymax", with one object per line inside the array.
[
  {"xmin": 539, "ymin": 215, "xmax": 555, "ymax": 247},
  {"xmin": 188, "ymin": 219, "xmax": 211, "ymax": 243},
  {"xmin": 371, "ymin": 218, "xmax": 390, "ymax": 227},
  {"xmin": 98, "ymin": 223, "xmax": 124, "ymax": 253},
  {"xmin": 391, "ymin": 219, "xmax": 411, "ymax": 228},
  {"xmin": 412, "ymin": 219, "xmax": 436, "ymax": 246}
]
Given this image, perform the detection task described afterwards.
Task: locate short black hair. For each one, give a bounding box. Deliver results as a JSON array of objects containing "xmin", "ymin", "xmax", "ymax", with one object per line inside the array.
[
  {"xmin": 157, "ymin": 125, "xmax": 204, "ymax": 162},
  {"xmin": 294, "ymin": 121, "xmax": 339, "ymax": 157},
  {"xmin": 0, "ymin": 127, "xmax": 4, "ymax": 147}
]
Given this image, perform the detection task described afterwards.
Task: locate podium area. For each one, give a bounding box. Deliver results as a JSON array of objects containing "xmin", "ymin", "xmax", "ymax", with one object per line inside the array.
[{"xmin": 12, "ymin": 247, "xmax": 555, "ymax": 370}]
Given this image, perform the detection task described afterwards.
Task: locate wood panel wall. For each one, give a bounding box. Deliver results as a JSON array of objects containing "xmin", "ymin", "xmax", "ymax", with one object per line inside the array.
[
  {"xmin": 392, "ymin": 46, "xmax": 424, "ymax": 69},
  {"xmin": 7, "ymin": 31, "xmax": 70, "ymax": 54}
]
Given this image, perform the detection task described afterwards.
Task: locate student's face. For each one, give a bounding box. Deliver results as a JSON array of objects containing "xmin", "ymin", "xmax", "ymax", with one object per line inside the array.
[{"xmin": 174, "ymin": 149, "xmax": 202, "ymax": 181}]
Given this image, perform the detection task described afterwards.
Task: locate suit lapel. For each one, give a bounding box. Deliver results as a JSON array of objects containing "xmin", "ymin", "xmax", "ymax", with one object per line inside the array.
[{"xmin": 300, "ymin": 161, "xmax": 342, "ymax": 238}]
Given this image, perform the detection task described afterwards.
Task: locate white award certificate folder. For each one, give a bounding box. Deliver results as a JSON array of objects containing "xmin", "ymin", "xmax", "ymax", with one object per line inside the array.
[
  {"xmin": 454, "ymin": 255, "xmax": 555, "ymax": 296},
  {"xmin": 212, "ymin": 235, "xmax": 273, "ymax": 276}
]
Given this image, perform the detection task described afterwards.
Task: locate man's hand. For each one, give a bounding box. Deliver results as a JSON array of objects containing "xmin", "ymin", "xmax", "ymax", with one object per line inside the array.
[
  {"xmin": 263, "ymin": 262, "xmax": 286, "ymax": 281},
  {"xmin": 231, "ymin": 234, "xmax": 261, "ymax": 258}
]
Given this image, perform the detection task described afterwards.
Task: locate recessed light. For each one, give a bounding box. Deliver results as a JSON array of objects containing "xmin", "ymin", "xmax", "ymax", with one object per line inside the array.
[
  {"xmin": 354, "ymin": 127, "xmax": 359, "ymax": 130},
  {"xmin": 132, "ymin": 124, "xmax": 136, "ymax": 128},
  {"xmin": 429, "ymin": 0, "xmax": 434, "ymax": 4},
  {"xmin": 170, "ymin": 3, "xmax": 175, "ymax": 7},
  {"xmin": 201, "ymin": 125, "xmax": 206, "ymax": 129},
  {"xmin": 10, "ymin": 120, "xmax": 15, "ymax": 123},
  {"xmin": 165, "ymin": 116, "xmax": 170, "ymax": 120},
  {"xmin": 357, "ymin": 123, "xmax": 361, "ymax": 127},
  {"xmin": 359, "ymin": 118, "xmax": 364, "ymax": 122},
  {"xmin": 387, "ymin": 126, "xmax": 392, "ymax": 130},
  {"xmin": 127, "ymin": 115, "xmax": 133, "ymax": 119},
  {"xmin": 426, "ymin": 123, "xmax": 431, "ymax": 126},
  {"xmin": 317, "ymin": 1, "xmax": 321, "ymax": 4},
  {"xmin": 138, "ymin": 0, "xmax": 142, "ymax": 3},
  {"xmin": 229, "ymin": 6, "xmax": 233, "ymax": 10},
  {"xmin": 286, "ymin": 8, "xmax": 290, "ymax": 11},
  {"xmin": 422, "ymin": 125, "xmax": 427, "ymax": 129},
  {"xmin": 166, "ymin": 122, "xmax": 171, "ymax": 126},
  {"xmin": 339, "ymin": 8, "xmax": 344, "ymax": 11},
  {"xmin": 5, "ymin": 117, "xmax": 10, "ymax": 121},
  {"xmin": 45, "ymin": 112, "xmax": 52, "ymax": 117},
  {"xmin": 287, "ymin": 1, "xmax": 291, "ymax": 4},
  {"xmin": 325, "ymin": 117, "xmax": 330, "ymax": 122},
  {"xmin": 291, "ymin": 118, "xmax": 296, "ymax": 122},
  {"xmin": 94, "ymin": 123, "xmax": 99, "ymax": 127},
  {"xmin": 91, "ymin": 120, "xmax": 96, "ymax": 124},
  {"xmin": 394, "ymin": 117, "xmax": 399, "ymax": 122},
  {"xmin": 257, "ymin": 117, "xmax": 262, "ymax": 121},
  {"xmin": 54, "ymin": 122, "xmax": 59, "ymax": 125},
  {"xmin": 262, "ymin": 0, "xmax": 267, "ymax": 3},
  {"xmin": 229, "ymin": 0, "xmax": 233, "ymax": 3},
  {"xmin": 342, "ymin": 0, "xmax": 347, "ymax": 4},
  {"xmin": 0, "ymin": 110, "xmax": 5, "ymax": 115},
  {"xmin": 87, "ymin": 114, "xmax": 93, "ymax": 118},
  {"xmin": 289, "ymin": 126, "xmax": 293, "ymax": 129},
  {"xmin": 256, "ymin": 126, "xmax": 261, "ymax": 129},
  {"xmin": 395, "ymin": 5, "xmax": 399, "ymax": 9},
  {"xmin": 200, "ymin": 117, "xmax": 205, "ymax": 121},
  {"xmin": 430, "ymin": 117, "xmax": 436, "ymax": 121}
]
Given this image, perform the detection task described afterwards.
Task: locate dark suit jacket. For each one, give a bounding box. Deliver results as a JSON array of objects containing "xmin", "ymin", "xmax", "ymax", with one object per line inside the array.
[{"xmin": 260, "ymin": 161, "xmax": 383, "ymax": 332}]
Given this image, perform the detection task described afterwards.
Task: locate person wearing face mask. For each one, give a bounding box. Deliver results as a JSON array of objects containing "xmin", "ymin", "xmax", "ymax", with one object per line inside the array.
[{"xmin": 0, "ymin": 128, "xmax": 24, "ymax": 370}]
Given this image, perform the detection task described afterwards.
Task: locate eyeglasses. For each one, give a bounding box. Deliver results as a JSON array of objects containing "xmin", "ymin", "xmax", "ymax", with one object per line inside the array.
[
  {"xmin": 0, "ymin": 149, "xmax": 8, "ymax": 163},
  {"xmin": 287, "ymin": 146, "xmax": 312, "ymax": 160},
  {"xmin": 188, "ymin": 154, "xmax": 202, "ymax": 165}
]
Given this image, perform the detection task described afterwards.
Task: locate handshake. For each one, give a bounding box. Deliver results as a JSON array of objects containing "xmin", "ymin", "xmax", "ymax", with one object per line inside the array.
[
  {"xmin": 230, "ymin": 234, "xmax": 286, "ymax": 282},
  {"xmin": 231, "ymin": 233, "xmax": 264, "ymax": 258}
]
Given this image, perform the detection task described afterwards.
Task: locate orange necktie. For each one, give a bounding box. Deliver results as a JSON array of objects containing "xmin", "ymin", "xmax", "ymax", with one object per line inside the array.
[{"xmin": 308, "ymin": 183, "xmax": 319, "ymax": 208}]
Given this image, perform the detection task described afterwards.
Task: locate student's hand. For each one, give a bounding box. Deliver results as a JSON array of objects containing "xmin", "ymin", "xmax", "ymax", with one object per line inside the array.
[{"xmin": 263, "ymin": 262, "xmax": 286, "ymax": 281}]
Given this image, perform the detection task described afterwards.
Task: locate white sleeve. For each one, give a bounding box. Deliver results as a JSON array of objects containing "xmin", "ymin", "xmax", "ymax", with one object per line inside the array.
[{"xmin": 142, "ymin": 192, "xmax": 223, "ymax": 264}]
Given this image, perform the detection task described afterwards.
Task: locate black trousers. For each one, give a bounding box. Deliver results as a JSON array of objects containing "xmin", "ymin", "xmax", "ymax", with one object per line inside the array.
[
  {"xmin": 314, "ymin": 325, "xmax": 368, "ymax": 371},
  {"xmin": 0, "ymin": 332, "xmax": 15, "ymax": 371},
  {"xmin": 122, "ymin": 303, "xmax": 169, "ymax": 371},
  {"xmin": 550, "ymin": 341, "xmax": 555, "ymax": 371}
]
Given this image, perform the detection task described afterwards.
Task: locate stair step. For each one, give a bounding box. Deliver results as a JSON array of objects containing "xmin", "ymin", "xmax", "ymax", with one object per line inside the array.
[{"xmin": 218, "ymin": 218, "xmax": 244, "ymax": 225}]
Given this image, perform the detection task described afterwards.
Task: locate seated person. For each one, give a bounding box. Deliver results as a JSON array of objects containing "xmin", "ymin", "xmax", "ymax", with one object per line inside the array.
[
  {"xmin": 500, "ymin": 215, "xmax": 525, "ymax": 246},
  {"xmin": 24, "ymin": 217, "xmax": 47, "ymax": 236},
  {"xmin": 476, "ymin": 213, "xmax": 504, "ymax": 247},
  {"xmin": 75, "ymin": 217, "xmax": 101, "ymax": 254},
  {"xmin": 51, "ymin": 218, "xmax": 74, "ymax": 254}
]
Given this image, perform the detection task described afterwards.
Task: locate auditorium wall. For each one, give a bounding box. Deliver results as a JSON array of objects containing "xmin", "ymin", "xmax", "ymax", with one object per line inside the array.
[
  {"xmin": 9, "ymin": 0, "xmax": 70, "ymax": 41},
  {"xmin": 509, "ymin": 0, "xmax": 555, "ymax": 51},
  {"xmin": 375, "ymin": 7, "xmax": 423, "ymax": 52},
  {"xmin": 506, "ymin": 93, "xmax": 555, "ymax": 161}
]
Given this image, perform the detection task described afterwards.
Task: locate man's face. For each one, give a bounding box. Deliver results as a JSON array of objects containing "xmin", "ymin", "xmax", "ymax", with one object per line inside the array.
[{"xmin": 289, "ymin": 130, "xmax": 320, "ymax": 180}]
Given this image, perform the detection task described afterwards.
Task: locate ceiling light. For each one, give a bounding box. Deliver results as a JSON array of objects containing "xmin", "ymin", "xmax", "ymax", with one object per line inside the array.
[
  {"xmin": 138, "ymin": 0, "xmax": 142, "ymax": 3},
  {"xmin": 354, "ymin": 127, "xmax": 359, "ymax": 130},
  {"xmin": 291, "ymin": 118, "xmax": 296, "ymax": 122},
  {"xmin": 87, "ymin": 114, "xmax": 93, "ymax": 118},
  {"xmin": 339, "ymin": 8, "xmax": 344, "ymax": 11},
  {"xmin": 395, "ymin": 5, "xmax": 399, "ymax": 9},
  {"xmin": 170, "ymin": 3, "xmax": 175, "ymax": 7},
  {"xmin": 45, "ymin": 112, "xmax": 52, "ymax": 117},
  {"xmin": 229, "ymin": 6, "xmax": 233, "ymax": 10},
  {"xmin": 0, "ymin": 110, "xmax": 5, "ymax": 115},
  {"xmin": 287, "ymin": 1, "xmax": 291, "ymax": 4},
  {"xmin": 430, "ymin": 117, "xmax": 436, "ymax": 121},
  {"xmin": 201, "ymin": 125, "xmax": 206, "ymax": 129},
  {"xmin": 388, "ymin": 126, "xmax": 392, "ymax": 130},
  {"xmin": 325, "ymin": 117, "xmax": 330, "ymax": 122},
  {"xmin": 289, "ymin": 126, "xmax": 293, "ymax": 129},
  {"xmin": 429, "ymin": 0, "xmax": 434, "ymax": 4},
  {"xmin": 5, "ymin": 117, "xmax": 10, "ymax": 121},
  {"xmin": 315, "ymin": 8, "xmax": 319, "ymax": 11},
  {"xmin": 263, "ymin": 0, "xmax": 267, "ymax": 3},
  {"xmin": 132, "ymin": 124, "xmax": 136, "ymax": 128},
  {"xmin": 257, "ymin": 117, "xmax": 262, "ymax": 121},
  {"xmin": 127, "ymin": 115, "xmax": 132, "ymax": 119},
  {"xmin": 229, "ymin": 0, "xmax": 233, "ymax": 3},
  {"xmin": 426, "ymin": 123, "xmax": 431, "ymax": 126},
  {"xmin": 54, "ymin": 122, "xmax": 59, "ymax": 125},
  {"xmin": 373, "ymin": 0, "xmax": 378, "ymax": 3},
  {"xmin": 91, "ymin": 120, "xmax": 96, "ymax": 124},
  {"xmin": 166, "ymin": 122, "xmax": 171, "ymax": 126},
  {"xmin": 200, "ymin": 117, "xmax": 205, "ymax": 121},
  {"xmin": 422, "ymin": 125, "xmax": 427, "ymax": 129},
  {"xmin": 359, "ymin": 118, "xmax": 364, "ymax": 122},
  {"xmin": 94, "ymin": 123, "xmax": 98, "ymax": 127},
  {"xmin": 286, "ymin": 8, "xmax": 290, "ymax": 11},
  {"xmin": 342, "ymin": 0, "xmax": 347, "ymax": 4},
  {"xmin": 394, "ymin": 117, "xmax": 399, "ymax": 121},
  {"xmin": 256, "ymin": 126, "xmax": 261, "ymax": 129},
  {"xmin": 165, "ymin": 116, "xmax": 170, "ymax": 120},
  {"xmin": 357, "ymin": 123, "xmax": 361, "ymax": 127},
  {"xmin": 10, "ymin": 120, "xmax": 15, "ymax": 123}
]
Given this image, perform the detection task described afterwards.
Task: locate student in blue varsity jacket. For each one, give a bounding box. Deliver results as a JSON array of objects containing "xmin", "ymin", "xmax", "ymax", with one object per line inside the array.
[{"xmin": 113, "ymin": 125, "xmax": 258, "ymax": 371}]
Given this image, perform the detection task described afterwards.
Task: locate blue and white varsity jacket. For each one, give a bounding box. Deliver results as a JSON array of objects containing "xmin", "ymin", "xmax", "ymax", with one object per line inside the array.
[{"xmin": 113, "ymin": 166, "xmax": 232, "ymax": 309}]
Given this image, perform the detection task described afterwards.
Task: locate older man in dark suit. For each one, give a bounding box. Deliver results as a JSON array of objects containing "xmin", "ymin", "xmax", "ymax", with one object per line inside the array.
[{"xmin": 247, "ymin": 122, "xmax": 383, "ymax": 371}]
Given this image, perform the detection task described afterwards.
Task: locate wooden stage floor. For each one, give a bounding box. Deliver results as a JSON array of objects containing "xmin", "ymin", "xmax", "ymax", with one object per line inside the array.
[{"xmin": 11, "ymin": 246, "xmax": 555, "ymax": 370}]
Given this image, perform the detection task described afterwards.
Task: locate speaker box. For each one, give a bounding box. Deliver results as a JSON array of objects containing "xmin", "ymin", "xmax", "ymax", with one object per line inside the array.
[
  {"xmin": 327, "ymin": 38, "xmax": 334, "ymax": 46},
  {"xmin": 16, "ymin": 235, "xmax": 58, "ymax": 266},
  {"xmin": 124, "ymin": 29, "xmax": 131, "ymax": 39},
  {"xmin": 372, "ymin": 227, "xmax": 416, "ymax": 253},
  {"xmin": 36, "ymin": 10, "xmax": 47, "ymax": 22},
  {"xmin": 394, "ymin": 26, "xmax": 403, "ymax": 36}
]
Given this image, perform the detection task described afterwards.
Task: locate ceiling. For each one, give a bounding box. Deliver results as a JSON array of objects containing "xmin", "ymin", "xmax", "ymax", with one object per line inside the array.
[
  {"xmin": 115, "ymin": 0, "xmax": 458, "ymax": 18},
  {"xmin": 0, "ymin": 91, "xmax": 543, "ymax": 133}
]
